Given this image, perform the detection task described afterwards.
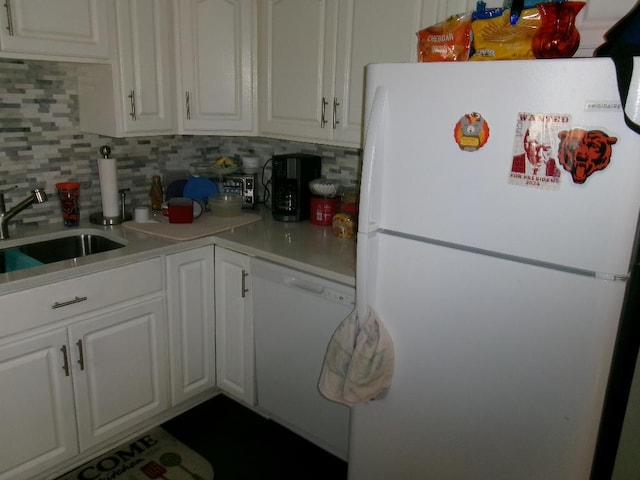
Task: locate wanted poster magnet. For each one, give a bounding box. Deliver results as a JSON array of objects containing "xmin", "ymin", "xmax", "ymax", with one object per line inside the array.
[
  {"xmin": 454, "ymin": 112, "xmax": 490, "ymax": 151},
  {"xmin": 509, "ymin": 112, "xmax": 568, "ymax": 190}
]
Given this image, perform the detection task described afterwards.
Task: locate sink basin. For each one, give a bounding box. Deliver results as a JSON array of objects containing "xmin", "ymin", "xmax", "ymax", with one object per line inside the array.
[
  {"xmin": 0, "ymin": 232, "xmax": 126, "ymax": 274},
  {"xmin": 17, "ymin": 234, "xmax": 126, "ymax": 265}
]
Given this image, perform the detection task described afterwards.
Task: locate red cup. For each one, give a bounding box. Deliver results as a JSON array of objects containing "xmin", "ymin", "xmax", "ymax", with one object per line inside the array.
[
  {"xmin": 168, "ymin": 198, "xmax": 194, "ymax": 223},
  {"xmin": 55, "ymin": 182, "xmax": 80, "ymax": 227}
]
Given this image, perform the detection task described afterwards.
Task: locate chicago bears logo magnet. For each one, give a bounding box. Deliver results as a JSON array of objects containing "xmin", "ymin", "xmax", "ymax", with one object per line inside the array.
[
  {"xmin": 557, "ymin": 128, "xmax": 618, "ymax": 184},
  {"xmin": 454, "ymin": 112, "xmax": 490, "ymax": 151}
]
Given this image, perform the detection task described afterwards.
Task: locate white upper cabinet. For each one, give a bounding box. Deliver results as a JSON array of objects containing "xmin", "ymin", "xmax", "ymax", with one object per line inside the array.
[
  {"xmin": 0, "ymin": 0, "xmax": 110, "ymax": 61},
  {"xmin": 259, "ymin": 0, "xmax": 637, "ymax": 148},
  {"xmin": 259, "ymin": 0, "xmax": 338, "ymax": 144},
  {"xmin": 332, "ymin": 0, "xmax": 438, "ymax": 145},
  {"xmin": 174, "ymin": 0, "xmax": 256, "ymax": 134},
  {"xmin": 259, "ymin": 0, "xmax": 437, "ymax": 148},
  {"xmin": 78, "ymin": 0, "xmax": 175, "ymax": 137}
]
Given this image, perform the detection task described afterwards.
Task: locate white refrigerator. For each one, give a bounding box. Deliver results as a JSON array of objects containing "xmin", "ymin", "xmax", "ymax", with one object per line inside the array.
[{"xmin": 349, "ymin": 58, "xmax": 640, "ymax": 480}]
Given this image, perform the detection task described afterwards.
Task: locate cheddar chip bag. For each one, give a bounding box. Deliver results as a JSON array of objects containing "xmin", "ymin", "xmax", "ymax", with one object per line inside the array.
[{"xmin": 417, "ymin": 13, "xmax": 473, "ymax": 62}]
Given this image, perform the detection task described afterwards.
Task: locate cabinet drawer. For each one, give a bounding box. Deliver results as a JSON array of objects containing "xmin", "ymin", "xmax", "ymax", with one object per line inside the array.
[{"xmin": 0, "ymin": 258, "xmax": 163, "ymax": 338}]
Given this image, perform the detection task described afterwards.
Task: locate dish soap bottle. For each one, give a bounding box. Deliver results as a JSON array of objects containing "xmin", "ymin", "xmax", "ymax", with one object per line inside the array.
[{"xmin": 150, "ymin": 175, "xmax": 163, "ymax": 211}]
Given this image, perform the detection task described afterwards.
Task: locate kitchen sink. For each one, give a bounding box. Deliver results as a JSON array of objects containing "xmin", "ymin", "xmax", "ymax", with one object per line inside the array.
[{"xmin": 0, "ymin": 232, "xmax": 127, "ymax": 274}]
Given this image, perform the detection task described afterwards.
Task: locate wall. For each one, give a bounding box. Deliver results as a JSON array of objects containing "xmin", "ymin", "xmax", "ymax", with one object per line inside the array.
[{"xmin": 0, "ymin": 59, "xmax": 361, "ymax": 229}]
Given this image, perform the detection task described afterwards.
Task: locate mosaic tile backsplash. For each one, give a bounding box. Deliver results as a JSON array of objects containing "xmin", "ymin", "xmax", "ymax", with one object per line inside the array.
[{"xmin": 0, "ymin": 59, "xmax": 361, "ymax": 230}]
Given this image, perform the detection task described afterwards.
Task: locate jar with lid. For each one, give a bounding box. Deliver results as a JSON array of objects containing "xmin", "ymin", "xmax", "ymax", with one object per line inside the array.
[
  {"xmin": 332, "ymin": 201, "xmax": 358, "ymax": 239},
  {"xmin": 149, "ymin": 175, "xmax": 164, "ymax": 211},
  {"xmin": 309, "ymin": 178, "xmax": 341, "ymax": 226}
]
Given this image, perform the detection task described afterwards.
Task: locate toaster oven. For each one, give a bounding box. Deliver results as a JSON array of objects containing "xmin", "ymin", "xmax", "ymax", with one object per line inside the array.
[{"xmin": 221, "ymin": 172, "xmax": 257, "ymax": 209}]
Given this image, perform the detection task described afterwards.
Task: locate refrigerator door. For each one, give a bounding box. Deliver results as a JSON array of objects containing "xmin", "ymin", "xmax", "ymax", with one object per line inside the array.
[
  {"xmin": 359, "ymin": 58, "xmax": 640, "ymax": 276},
  {"xmin": 349, "ymin": 232, "xmax": 627, "ymax": 480}
]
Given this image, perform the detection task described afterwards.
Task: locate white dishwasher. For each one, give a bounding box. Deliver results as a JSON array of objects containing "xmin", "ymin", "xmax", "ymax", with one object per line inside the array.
[{"xmin": 251, "ymin": 258, "xmax": 354, "ymax": 460}]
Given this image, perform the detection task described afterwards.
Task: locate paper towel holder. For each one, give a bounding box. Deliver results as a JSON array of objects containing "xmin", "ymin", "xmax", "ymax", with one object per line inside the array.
[{"xmin": 90, "ymin": 146, "xmax": 133, "ymax": 225}]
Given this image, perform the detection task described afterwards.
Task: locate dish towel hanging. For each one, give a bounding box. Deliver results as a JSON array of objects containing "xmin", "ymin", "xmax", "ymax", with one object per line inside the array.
[{"xmin": 318, "ymin": 307, "xmax": 394, "ymax": 406}]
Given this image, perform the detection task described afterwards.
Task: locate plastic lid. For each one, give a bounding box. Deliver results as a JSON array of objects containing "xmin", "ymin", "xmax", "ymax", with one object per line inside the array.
[{"xmin": 183, "ymin": 175, "xmax": 219, "ymax": 204}]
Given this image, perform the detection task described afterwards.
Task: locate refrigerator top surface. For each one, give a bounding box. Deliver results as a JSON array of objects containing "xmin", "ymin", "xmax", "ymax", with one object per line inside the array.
[{"xmin": 360, "ymin": 58, "xmax": 640, "ymax": 276}]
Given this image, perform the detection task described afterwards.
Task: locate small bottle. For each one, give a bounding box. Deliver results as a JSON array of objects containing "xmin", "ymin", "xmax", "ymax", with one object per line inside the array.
[{"xmin": 150, "ymin": 175, "xmax": 163, "ymax": 211}]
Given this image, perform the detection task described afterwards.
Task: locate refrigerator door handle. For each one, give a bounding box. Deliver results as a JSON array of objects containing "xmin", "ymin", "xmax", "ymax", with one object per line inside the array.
[
  {"xmin": 624, "ymin": 57, "xmax": 640, "ymax": 132},
  {"xmin": 359, "ymin": 86, "xmax": 388, "ymax": 234}
]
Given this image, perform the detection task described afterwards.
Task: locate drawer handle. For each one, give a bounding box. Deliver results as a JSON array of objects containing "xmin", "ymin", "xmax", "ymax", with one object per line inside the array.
[
  {"xmin": 51, "ymin": 296, "xmax": 88, "ymax": 309},
  {"xmin": 60, "ymin": 345, "xmax": 70, "ymax": 376}
]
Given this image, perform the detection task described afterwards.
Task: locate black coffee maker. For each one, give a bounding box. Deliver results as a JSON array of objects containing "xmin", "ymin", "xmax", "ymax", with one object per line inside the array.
[{"xmin": 271, "ymin": 153, "xmax": 321, "ymax": 221}]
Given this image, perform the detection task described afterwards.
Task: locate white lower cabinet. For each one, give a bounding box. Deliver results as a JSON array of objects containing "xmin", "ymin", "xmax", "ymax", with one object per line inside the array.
[
  {"xmin": 69, "ymin": 298, "xmax": 169, "ymax": 450},
  {"xmin": 0, "ymin": 329, "xmax": 78, "ymax": 480},
  {"xmin": 0, "ymin": 258, "xmax": 168, "ymax": 480},
  {"xmin": 0, "ymin": 296, "xmax": 167, "ymax": 480},
  {"xmin": 166, "ymin": 246, "xmax": 216, "ymax": 406},
  {"xmin": 214, "ymin": 246, "xmax": 254, "ymax": 405}
]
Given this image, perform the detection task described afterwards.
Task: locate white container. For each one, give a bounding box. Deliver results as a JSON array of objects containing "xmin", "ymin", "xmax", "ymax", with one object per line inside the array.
[{"xmin": 209, "ymin": 194, "xmax": 243, "ymax": 217}]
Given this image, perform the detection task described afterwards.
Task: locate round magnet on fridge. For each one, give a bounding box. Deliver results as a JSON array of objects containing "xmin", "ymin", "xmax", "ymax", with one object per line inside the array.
[{"xmin": 454, "ymin": 112, "xmax": 490, "ymax": 151}]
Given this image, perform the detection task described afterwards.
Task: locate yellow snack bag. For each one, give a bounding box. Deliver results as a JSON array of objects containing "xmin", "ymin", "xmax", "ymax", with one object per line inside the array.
[
  {"xmin": 417, "ymin": 12, "xmax": 473, "ymax": 62},
  {"xmin": 471, "ymin": 8, "xmax": 541, "ymax": 60}
]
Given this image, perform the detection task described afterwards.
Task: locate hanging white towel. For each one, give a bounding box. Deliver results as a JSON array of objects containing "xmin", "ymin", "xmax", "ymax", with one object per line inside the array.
[{"xmin": 318, "ymin": 307, "xmax": 394, "ymax": 406}]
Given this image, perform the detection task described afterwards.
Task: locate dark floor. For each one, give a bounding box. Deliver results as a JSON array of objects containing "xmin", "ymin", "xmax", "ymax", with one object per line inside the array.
[{"xmin": 162, "ymin": 394, "xmax": 348, "ymax": 480}]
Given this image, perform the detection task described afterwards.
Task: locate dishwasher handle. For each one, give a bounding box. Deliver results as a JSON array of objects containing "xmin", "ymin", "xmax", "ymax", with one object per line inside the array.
[{"xmin": 284, "ymin": 276, "xmax": 325, "ymax": 295}]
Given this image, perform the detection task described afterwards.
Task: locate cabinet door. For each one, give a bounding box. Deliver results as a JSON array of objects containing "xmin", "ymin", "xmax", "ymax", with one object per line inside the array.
[
  {"xmin": 332, "ymin": 0, "xmax": 435, "ymax": 145},
  {"xmin": 175, "ymin": 0, "xmax": 255, "ymax": 133},
  {"xmin": 259, "ymin": 0, "xmax": 435, "ymax": 147},
  {"xmin": 69, "ymin": 298, "xmax": 169, "ymax": 450},
  {"xmin": 259, "ymin": 0, "xmax": 338, "ymax": 142},
  {"xmin": 78, "ymin": 0, "xmax": 174, "ymax": 137},
  {"xmin": 214, "ymin": 246, "xmax": 254, "ymax": 405},
  {"xmin": 116, "ymin": 0, "xmax": 174, "ymax": 134},
  {"xmin": 0, "ymin": 0, "xmax": 110, "ymax": 60},
  {"xmin": 0, "ymin": 330, "xmax": 78, "ymax": 480},
  {"xmin": 166, "ymin": 246, "xmax": 216, "ymax": 405}
]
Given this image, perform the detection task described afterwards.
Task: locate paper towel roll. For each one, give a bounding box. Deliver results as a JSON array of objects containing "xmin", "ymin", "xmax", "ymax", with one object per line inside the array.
[{"xmin": 98, "ymin": 157, "xmax": 120, "ymax": 218}]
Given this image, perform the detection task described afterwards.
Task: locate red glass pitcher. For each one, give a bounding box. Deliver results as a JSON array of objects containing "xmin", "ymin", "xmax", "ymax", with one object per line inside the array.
[{"xmin": 532, "ymin": 1, "xmax": 586, "ymax": 59}]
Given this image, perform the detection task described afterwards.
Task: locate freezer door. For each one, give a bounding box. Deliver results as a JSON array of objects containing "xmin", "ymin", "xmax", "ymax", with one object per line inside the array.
[
  {"xmin": 349, "ymin": 232, "xmax": 627, "ymax": 480},
  {"xmin": 360, "ymin": 58, "xmax": 640, "ymax": 276}
]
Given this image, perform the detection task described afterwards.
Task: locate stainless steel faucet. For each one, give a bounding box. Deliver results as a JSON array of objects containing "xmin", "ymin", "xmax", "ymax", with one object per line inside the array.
[{"xmin": 0, "ymin": 188, "xmax": 49, "ymax": 240}]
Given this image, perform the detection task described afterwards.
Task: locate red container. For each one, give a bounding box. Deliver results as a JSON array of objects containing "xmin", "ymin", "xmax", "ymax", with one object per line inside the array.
[
  {"xmin": 310, "ymin": 195, "xmax": 340, "ymax": 226},
  {"xmin": 168, "ymin": 198, "xmax": 194, "ymax": 223}
]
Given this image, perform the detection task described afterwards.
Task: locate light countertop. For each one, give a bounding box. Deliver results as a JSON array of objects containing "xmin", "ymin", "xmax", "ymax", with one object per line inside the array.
[
  {"xmin": 214, "ymin": 208, "xmax": 356, "ymax": 286},
  {"xmin": 0, "ymin": 206, "xmax": 356, "ymax": 296}
]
